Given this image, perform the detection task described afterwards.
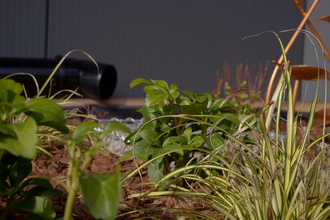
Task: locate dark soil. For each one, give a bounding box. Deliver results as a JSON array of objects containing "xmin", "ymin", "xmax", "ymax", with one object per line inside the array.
[
  {"xmin": 1, "ymin": 148, "xmax": 220, "ymax": 220},
  {"xmin": 1, "ymin": 118, "xmax": 326, "ymax": 219}
]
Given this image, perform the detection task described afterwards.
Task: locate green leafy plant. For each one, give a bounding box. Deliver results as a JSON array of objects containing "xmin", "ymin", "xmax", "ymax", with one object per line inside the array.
[
  {"xmin": 62, "ymin": 120, "xmax": 131, "ymax": 220},
  {"xmin": 122, "ymin": 31, "xmax": 330, "ymax": 219},
  {"xmin": 125, "ymin": 78, "xmax": 257, "ymax": 182},
  {"xmin": 0, "ymin": 154, "xmax": 62, "ymax": 220},
  {"xmin": 0, "ymin": 78, "xmax": 69, "ymax": 159},
  {"xmin": 0, "ymin": 77, "xmax": 69, "ymax": 218}
]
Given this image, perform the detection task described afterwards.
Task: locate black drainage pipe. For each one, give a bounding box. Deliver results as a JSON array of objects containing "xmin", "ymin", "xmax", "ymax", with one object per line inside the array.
[{"xmin": 0, "ymin": 57, "xmax": 117, "ymax": 99}]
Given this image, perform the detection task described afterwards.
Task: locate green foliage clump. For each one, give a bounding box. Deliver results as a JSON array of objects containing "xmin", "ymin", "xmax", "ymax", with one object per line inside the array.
[
  {"xmin": 0, "ymin": 78, "xmax": 68, "ymax": 219},
  {"xmin": 63, "ymin": 120, "xmax": 130, "ymax": 220},
  {"xmin": 124, "ymin": 78, "xmax": 257, "ymax": 182}
]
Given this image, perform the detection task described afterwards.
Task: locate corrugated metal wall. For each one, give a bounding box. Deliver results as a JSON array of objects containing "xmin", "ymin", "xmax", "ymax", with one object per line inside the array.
[
  {"xmin": 0, "ymin": 0, "xmax": 46, "ymax": 58},
  {"xmin": 0, "ymin": 0, "xmax": 305, "ymax": 99}
]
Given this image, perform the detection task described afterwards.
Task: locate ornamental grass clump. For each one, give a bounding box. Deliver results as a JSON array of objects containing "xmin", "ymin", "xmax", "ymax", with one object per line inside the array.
[{"xmin": 122, "ymin": 31, "xmax": 330, "ymax": 219}]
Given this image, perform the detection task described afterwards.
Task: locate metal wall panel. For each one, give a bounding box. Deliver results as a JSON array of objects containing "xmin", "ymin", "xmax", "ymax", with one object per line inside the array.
[
  {"xmin": 301, "ymin": 0, "xmax": 330, "ymax": 102},
  {"xmin": 0, "ymin": 0, "xmax": 46, "ymax": 58},
  {"xmin": 2, "ymin": 1, "xmax": 304, "ymax": 99},
  {"xmin": 47, "ymin": 0, "xmax": 305, "ymax": 98}
]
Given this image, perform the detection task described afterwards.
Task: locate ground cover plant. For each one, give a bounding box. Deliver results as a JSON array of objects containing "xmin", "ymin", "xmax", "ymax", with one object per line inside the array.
[
  {"xmin": 2, "ymin": 32, "xmax": 330, "ymax": 219},
  {"xmin": 0, "ymin": 77, "xmax": 68, "ymax": 219},
  {"xmin": 124, "ymin": 78, "xmax": 257, "ymax": 182},
  {"xmin": 120, "ymin": 31, "xmax": 330, "ymax": 219}
]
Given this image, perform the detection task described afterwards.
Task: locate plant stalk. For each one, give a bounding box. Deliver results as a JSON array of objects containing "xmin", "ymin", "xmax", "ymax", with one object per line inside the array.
[{"xmin": 63, "ymin": 157, "xmax": 80, "ymax": 220}]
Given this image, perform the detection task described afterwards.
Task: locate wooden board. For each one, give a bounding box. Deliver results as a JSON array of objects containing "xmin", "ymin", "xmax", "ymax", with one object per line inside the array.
[
  {"xmin": 54, "ymin": 98, "xmax": 146, "ymax": 107},
  {"xmin": 55, "ymin": 98, "xmax": 330, "ymax": 114}
]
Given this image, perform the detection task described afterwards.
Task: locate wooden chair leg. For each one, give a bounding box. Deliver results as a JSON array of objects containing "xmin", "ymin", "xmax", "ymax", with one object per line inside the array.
[
  {"xmin": 295, "ymin": 0, "xmax": 330, "ymax": 62},
  {"xmin": 265, "ymin": 0, "xmax": 319, "ymax": 106}
]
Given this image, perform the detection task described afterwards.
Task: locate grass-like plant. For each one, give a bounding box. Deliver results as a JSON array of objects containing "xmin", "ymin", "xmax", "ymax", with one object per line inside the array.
[{"xmin": 121, "ymin": 32, "xmax": 330, "ymax": 219}]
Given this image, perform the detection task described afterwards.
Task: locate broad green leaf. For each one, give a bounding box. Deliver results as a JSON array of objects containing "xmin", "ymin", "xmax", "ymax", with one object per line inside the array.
[
  {"xmin": 210, "ymin": 98, "xmax": 223, "ymax": 110},
  {"xmin": 211, "ymin": 98, "xmax": 235, "ymax": 111},
  {"xmin": 194, "ymin": 93, "xmax": 208, "ymax": 103},
  {"xmin": 170, "ymin": 84, "xmax": 178, "ymax": 93},
  {"xmin": 145, "ymin": 90, "xmax": 167, "ymax": 107},
  {"xmin": 0, "ymin": 117, "xmax": 38, "ymax": 159},
  {"xmin": 79, "ymin": 168, "xmax": 121, "ymax": 220},
  {"xmin": 9, "ymin": 196, "xmax": 56, "ymax": 220},
  {"xmin": 183, "ymin": 127, "xmax": 192, "ymax": 143},
  {"xmin": 133, "ymin": 140, "xmax": 155, "ymax": 161},
  {"xmin": 209, "ymin": 134, "xmax": 225, "ymax": 150},
  {"xmin": 170, "ymin": 91, "xmax": 180, "ymax": 100},
  {"xmin": 204, "ymin": 92, "xmax": 213, "ymax": 109},
  {"xmin": 137, "ymin": 106, "xmax": 156, "ymax": 122},
  {"xmin": 156, "ymin": 102, "xmax": 172, "ymax": 115},
  {"xmin": 0, "ymin": 122, "xmax": 17, "ymax": 137},
  {"xmin": 3, "ymin": 79, "xmax": 24, "ymax": 104},
  {"xmin": 124, "ymin": 130, "xmax": 141, "ymax": 145},
  {"xmin": 176, "ymin": 96, "xmax": 191, "ymax": 105},
  {"xmin": 0, "ymin": 80, "xmax": 8, "ymax": 102},
  {"xmin": 208, "ymin": 112, "xmax": 224, "ymax": 124},
  {"xmin": 0, "ymin": 102, "xmax": 15, "ymax": 119},
  {"xmin": 153, "ymin": 80, "xmax": 170, "ymax": 91},
  {"xmin": 25, "ymin": 98, "xmax": 69, "ymax": 134},
  {"xmin": 101, "ymin": 121, "xmax": 131, "ymax": 139},
  {"xmin": 71, "ymin": 121, "xmax": 100, "ymax": 143},
  {"xmin": 182, "ymin": 90, "xmax": 196, "ymax": 100},
  {"xmin": 0, "ymin": 154, "xmax": 18, "ymax": 191},
  {"xmin": 143, "ymin": 85, "xmax": 159, "ymax": 93},
  {"xmin": 218, "ymin": 101, "xmax": 236, "ymax": 110},
  {"xmin": 203, "ymin": 134, "xmax": 225, "ymax": 150},
  {"xmin": 188, "ymin": 135, "xmax": 204, "ymax": 148},
  {"xmin": 163, "ymin": 143, "xmax": 183, "ymax": 156},
  {"xmin": 138, "ymin": 129, "xmax": 161, "ymax": 146},
  {"xmin": 9, "ymin": 156, "xmax": 32, "ymax": 187},
  {"xmin": 23, "ymin": 186, "xmax": 62, "ymax": 197},
  {"xmin": 163, "ymin": 136, "xmax": 186, "ymax": 147},
  {"xmin": 22, "ymin": 178, "xmax": 57, "ymax": 189},
  {"xmin": 180, "ymin": 103, "xmax": 206, "ymax": 114},
  {"xmin": 160, "ymin": 123, "xmax": 171, "ymax": 131},
  {"xmin": 152, "ymin": 148, "xmax": 164, "ymax": 165},
  {"xmin": 148, "ymin": 161, "xmax": 164, "ymax": 182},
  {"xmin": 0, "ymin": 102, "xmax": 25, "ymax": 119},
  {"xmin": 21, "ymin": 178, "xmax": 62, "ymax": 198},
  {"xmin": 130, "ymin": 78, "xmax": 152, "ymax": 88}
]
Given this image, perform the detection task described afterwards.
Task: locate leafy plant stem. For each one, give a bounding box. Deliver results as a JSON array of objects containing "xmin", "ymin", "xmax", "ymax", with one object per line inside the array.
[
  {"xmin": 66, "ymin": 145, "xmax": 75, "ymax": 189},
  {"xmin": 63, "ymin": 151, "xmax": 80, "ymax": 220},
  {"xmin": 81, "ymin": 154, "xmax": 93, "ymax": 170}
]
